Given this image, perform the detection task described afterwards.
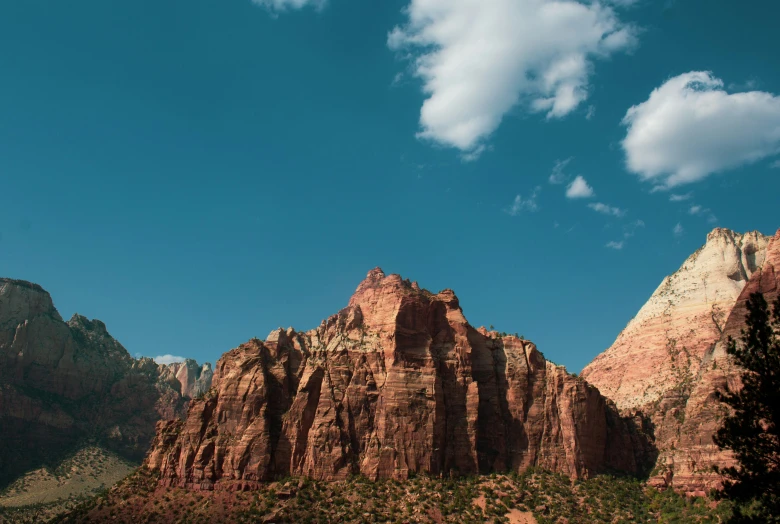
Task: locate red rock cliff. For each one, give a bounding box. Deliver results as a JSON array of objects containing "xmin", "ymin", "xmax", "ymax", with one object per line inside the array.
[
  {"xmin": 0, "ymin": 278, "xmax": 211, "ymax": 487},
  {"xmin": 146, "ymin": 269, "xmax": 651, "ymax": 489}
]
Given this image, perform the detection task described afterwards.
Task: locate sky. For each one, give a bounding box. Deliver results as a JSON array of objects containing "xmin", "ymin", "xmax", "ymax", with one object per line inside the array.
[{"xmin": 1, "ymin": 0, "xmax": 779, "ymax": 372}]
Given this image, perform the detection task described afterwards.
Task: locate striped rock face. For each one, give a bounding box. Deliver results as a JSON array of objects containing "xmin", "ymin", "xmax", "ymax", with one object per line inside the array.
[
  {"xmin": 145, "ymin": 269, "xmax": 652, "ymax": 490},
  {"xmin": 582, "ymin": 227, "xmax": 779, "ymax": 494}
]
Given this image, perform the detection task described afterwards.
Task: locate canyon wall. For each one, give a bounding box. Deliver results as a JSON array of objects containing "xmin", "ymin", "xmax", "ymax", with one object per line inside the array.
[{"xmin": 146, "ymin": 269, "xmax": 652, "ymax": 489}]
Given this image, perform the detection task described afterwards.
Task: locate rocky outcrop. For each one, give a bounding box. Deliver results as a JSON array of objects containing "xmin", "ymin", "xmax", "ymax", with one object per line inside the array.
[
  {"xmin": 146, "ymin": 269, "xmax": 652, "ymax": 489},
  {"xmin": 651, "ymin": 228, "xmax": 780, "ymax": 494},
  {"xmin": 582, "ymin": 228, "xmax": 769, "ymax": 411},
  {"xmin": 0, "ymin": 278, "xmax": 211, "ymax": 488},
  {"xmin": 158, "ymin": 360, "xmax": 214, "ymax": 400},
  {"xmin": 581, "ymin": 228, "xmax": 778, "ymax": 494}
]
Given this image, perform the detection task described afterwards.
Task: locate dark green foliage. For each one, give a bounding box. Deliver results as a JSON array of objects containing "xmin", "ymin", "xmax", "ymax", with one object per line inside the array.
[
  {"xmin": 52, "ymin": 467, "xmax": 732, "ymax": 523},
  {"xmin": 714, "ymin": 293, "xmax": 780, "ymax": 522}
]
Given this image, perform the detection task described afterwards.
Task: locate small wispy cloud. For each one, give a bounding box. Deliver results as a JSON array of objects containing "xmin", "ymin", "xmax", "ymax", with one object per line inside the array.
[
  {"xmin": 460, "ymin": 144, "xmax": 490, "ymax": 163},
  {"xmin": 673, "ymin": 223, "xmax": 684, "ymax": 237},
  {"xmin": 252, "ymin": 0, "xmax": 326, "ymax": 11},
  {"xmin": 549, "ymin": 158, "xmax": 572, "ymax": 185},
  {"xmin": 506, "ymin": 187, "xmax": 541, "ymax": 215},
  {"xmin": 669, "ymin": 193, "xmax": 692, "ymax": 202},
  {"xmin": 585, "ymin": 105, "xmax": 596, "ymax": 120},
  {"xmin": 566, "ymin": 176, "xmax": 594, "ymax": 199},
  {"xmin": 623, "ymin": 219, "xmax": 645, "ymax": 238},
  {"xmin": 588, "ymin": 202, "xmax": 625, "ymax": 217},
  {"xmin": 771, "ymin": 159, "xmax": 780, "ymax": 169},
  {"xmin": 689, "ymin": 204, "xmax": 718, "ymax": 224},
  {"xmin": 154, "ymin": 354, "xmax": 187, "ymax": 365},
  {"xmin": 606, "ymin": 240, "xmax": 624, "ymax": 250}
]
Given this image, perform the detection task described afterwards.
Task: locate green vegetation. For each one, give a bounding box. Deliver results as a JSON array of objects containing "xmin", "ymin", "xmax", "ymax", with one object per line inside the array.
[
  {"xmin": 0, "ymin": 444, "xmax": 137, "ymax": 523},
  {"xmin": 714, "ymin": 293, "xmax": 780, "ymax": 522},
  {"xmin": 53, "ymin": 467, "xmax": 733, "ymax": 524}
]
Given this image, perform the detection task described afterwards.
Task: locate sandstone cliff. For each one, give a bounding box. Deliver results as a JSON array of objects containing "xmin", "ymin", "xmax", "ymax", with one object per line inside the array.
[
  {"xmin": 158, "ymin": 360, "xmax": 214, "ymax": 400},
  {"xmin": 582, "ymin": 227, "xmax": 779, "ymax": 494},
  {"xmin": 0, "ymin": 278, "xmax": 212, "ymax": 488},
  {"xmin": 145, "ymin": 269, "xmax": 652, "ymax": 489}
]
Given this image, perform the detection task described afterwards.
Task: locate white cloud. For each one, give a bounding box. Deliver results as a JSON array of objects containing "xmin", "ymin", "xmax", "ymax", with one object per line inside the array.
[
  {"xmin": 689, "ymin": 205, "xmax": 702, "ymax": 215},
  {"xmin": 669, "ymin": 192, "xmax": 692, "ymax": 202},
  {"xmin": 588, "ymin": 202, "xmax": 625, "ymax": 217},
  {"xmin": 252, "ymin": 0, "xmax": 325, "ymax": 10},
  {"xmin": 506, "ymin": 187, "xmax": 541, "ymax": 215},
  {"xmin": 549, "ymin": 158, "xmax": 572, "ymax": 184},
  {"xmin": 606, "ymin": 240, "xmax": 624, "ymax": 250},
  {"xmin": 585, "ymin": 105, "xmax": 596, "ymax": 120},
  {"xmin": 389, "ymin": 0, "xmax": 636, "ymax": 154},
  {"xmin": 154, "ymin": 354, "xmax": 187, "ymax": 365},
  {"xmin": 771, "ymin": 160, "xmax": 780, "ymax": 169},
  {"xmin": 622, "ymin": 71, "xmax": 780, "ymax": 187},
  {"xmin": 673, "ymin": 223, "xmax": 684, "ymax": 237},
  {"xmin": 566, "ymin": 175, "xmax": 594, "ymax": 198}
]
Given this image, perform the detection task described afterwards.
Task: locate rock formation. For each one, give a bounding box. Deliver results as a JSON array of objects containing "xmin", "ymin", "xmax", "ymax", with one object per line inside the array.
[
  {"xmin": 582, "ymin": 227, "xmax": 779, "ymax": 494},
  {"xmin": 0, "ymin": 278, "xmax": 212, "ymax": 488},
  {"xmin": 158, "ymin": 359, "xmax": 214, "ymax": 400},
  {"xmin": 146, "ymin": 269, "xmax": 652, "ymax": 490}
]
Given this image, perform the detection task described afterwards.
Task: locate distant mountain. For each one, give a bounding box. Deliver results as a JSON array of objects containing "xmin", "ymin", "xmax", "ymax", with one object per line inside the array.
[
  {"xmin": 582, "ymin": 227, "xmax": 780, "ymax": 494},
  {"xmin": 144, "ymin": 268, "xmax": 652, "ymax": 490},
  {"xmin": 0, "ymin": 278, "xmax": 212, "ymax": 490}
]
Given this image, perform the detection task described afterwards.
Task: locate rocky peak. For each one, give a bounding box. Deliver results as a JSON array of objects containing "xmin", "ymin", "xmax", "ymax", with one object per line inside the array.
[
  {"xmin": 159, "ymin": 359, "xmax": 214, "ymax": 399},
  {"xmin": 0, "ymin": 278, "xmax": 214, "ymax": 487},
  {"xmin": 582, "ymin": 227, "xmax": 771, "ymax": 411},
  {"xmin": 347, "ymin": 268, "xmax": 461, "ymax": 337},
  {"xmin": 145, "ymin": 269, "xmax": 651, "ymax": 489},
  {"xmin": 582, "ymin": 227, "xmax": 778, "ymax": 494},
  {"xmin": 67, "ymin": 313, "xmax": 132, "ymax": 361},
  {"xmin": 0, "ymin": 278, "xmax": 62, "ymax": 330}
]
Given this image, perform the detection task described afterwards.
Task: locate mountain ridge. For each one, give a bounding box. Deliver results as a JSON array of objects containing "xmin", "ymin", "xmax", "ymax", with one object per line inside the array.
[
  {"xmin": 0, "ymin": 277, "xmax": 212, "ymax": 490},
  {"xmin": 144, "ymin": 267, "xmax": 653, "ymax": 489},
  {"xmin": 583, "ymin": 226, "xmax": 780, "ymax": 494}
]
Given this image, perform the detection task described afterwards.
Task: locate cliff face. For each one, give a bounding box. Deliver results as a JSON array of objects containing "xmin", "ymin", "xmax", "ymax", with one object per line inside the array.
[
  {"xmin": 582, "ymin": 228, "xmax": 769, "ymax": 411},
  {"xmin": 158, "ymin": 360, "xmax": 214, "ymax": 400},
  {"xmin": 0, "ymin": 278, "xmax": 212, "ymax": 487},
  {"xmin": 653, "ymin": 228, "xmax": 780, "ymax": 494},
  {"xmin": 146, "ymin": 269, "xmax": 652, "ymax": 489},
  {"xmin": 581, "ymin": 228, "xmax": 779, "ymax": 494}
]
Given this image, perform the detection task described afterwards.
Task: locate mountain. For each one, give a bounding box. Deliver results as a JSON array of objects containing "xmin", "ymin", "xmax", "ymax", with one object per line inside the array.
[
  {"xmin": 145, "ymin": 268, "xmax": 652, "ymax": 490},
  {"xmin": 157, "ymin": 359, "xmax": 213, "ymax": 401},
  {"xmin": 0, "ymin": 278, "xmax": 212, "ymax": 490},
  {"xmin": 582, "ymin": 227, "xmax": 779, "ymax": 494}
]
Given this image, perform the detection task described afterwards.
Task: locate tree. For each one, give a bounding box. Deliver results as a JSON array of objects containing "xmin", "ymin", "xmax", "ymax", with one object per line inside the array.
[{"xmin": 714, "ymin": 292, "xmax": 780, "ymax": 522}]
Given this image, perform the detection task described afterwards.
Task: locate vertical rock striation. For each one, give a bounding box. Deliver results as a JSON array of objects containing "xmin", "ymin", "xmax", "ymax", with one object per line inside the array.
[
  {"xmin": 158, "ymin": 360, "xmax": 214, "ymax": 399},
  {"xmin": 146, "ymin": 269, "xmax": 651, "ymax": 489}
]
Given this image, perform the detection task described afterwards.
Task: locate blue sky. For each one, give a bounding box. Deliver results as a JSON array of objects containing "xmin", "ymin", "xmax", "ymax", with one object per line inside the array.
[{"xmin": 1, "ymin": 0, "xmax": 779, "ymax": 372}]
